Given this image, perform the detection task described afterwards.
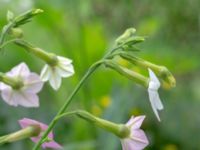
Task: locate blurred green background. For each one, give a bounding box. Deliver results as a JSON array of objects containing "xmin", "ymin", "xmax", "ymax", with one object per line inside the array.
[{"xmin": 0, "ymin": 0, "xmax": 200, "ymax": 150}]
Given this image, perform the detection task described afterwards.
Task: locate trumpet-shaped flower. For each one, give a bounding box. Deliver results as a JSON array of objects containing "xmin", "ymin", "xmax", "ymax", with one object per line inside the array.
[
  {"xmin": 40, "ymin": 56, "xmax": 74, "ymax": 90},
  {"xmin": 121, "ymin": 116, "xmax": 149, "ymax": 150},
  {"xmin": 0, "ymin": 62, "xmax": 43, "ymax": 107},
  {"xmin": 19, "ymin": 118, "xmax": 62, "ymax": 149},
  {"xmin": 148, "ymin": 68, "xmax": 164, "ymax": 121}
]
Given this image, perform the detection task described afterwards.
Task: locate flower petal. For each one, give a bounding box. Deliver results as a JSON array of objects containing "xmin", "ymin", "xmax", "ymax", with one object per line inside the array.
[
  {"xmin": 148, "ymin": 68, "xmax": 160, "ymax": 90},
  {"xmin": 49, "ymin": 68, "xmax": 62, "ymax": 90},
  {"xmin": 129, "ymin": 129, "xmax": 149, "ymax": 149},
  {"xmin": 7, "ymin": 62, "xmax": 30, "ymax": 77},
  {"xmin": 18, "ymin": 118, "xmax": 61, "ymax": 149},
  {"xmin": 24, "ymin": 73, "xmax": 44, "ymax": 93},
  {"xmin": 57, "ymin": 64, "xmax": 74, "ymax": 78},
  {"xmin": 40, "ymin": 65, "xmax": 51, "ymax": 82},
  {"xmin": 148, "ymin": 89, "xmax": 163, "ymax": 121},
  {"xmin": 1, "ymin": 87, "xmax": 18, "ymax": 106},
  {"xmin": 13, "ymin": 92, "xmax": 39, "ymax": 107},
  {"xmin": 42, "ymin": 141, "xmax": 62, "ymax": 149},
  {"xmin": 57, "ymin": 56, "xmax": 72, "ymax": 65},
  {"xmin": 126, "ymin": 116, "xmax": 145, "ymax": 130}
]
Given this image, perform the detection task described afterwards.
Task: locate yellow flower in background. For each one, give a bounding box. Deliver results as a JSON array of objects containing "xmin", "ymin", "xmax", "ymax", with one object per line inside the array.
[{"xmin": 100, "ymin": 95, "xmax": 112, "ymax": 108}]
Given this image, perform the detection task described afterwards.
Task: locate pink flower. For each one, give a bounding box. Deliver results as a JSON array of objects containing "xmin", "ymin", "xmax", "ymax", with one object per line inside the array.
[
  {"xmin": 121, "ymin": 116, "xmax": 149, "ymax": 150},
  {"xmin": 0, "ymin": 62, "xmax": 43, "ymax": 107},
  {"xmin": 19, "ymin": 118, "xmax": 62, "ymax": 149}
]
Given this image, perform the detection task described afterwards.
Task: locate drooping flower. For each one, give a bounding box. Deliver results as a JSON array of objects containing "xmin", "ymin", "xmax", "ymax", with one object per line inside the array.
[
  {"xmin": 0, "ymin": 62, "xmax": 43, "ymax": 107},
  {"xmin": 148, "ymin": 68, "xmax": 164, "ymax": 121},
  {"xmin": 18, "ymin": 118, "xmax": 62, "ymax": 149},
  {"xmin": 40, "ymin": 56, "xmax": 74, "ymax": 90},
  {"xmin": 121, "ymin": 116, "xmax": 149, "ymax": 150}
]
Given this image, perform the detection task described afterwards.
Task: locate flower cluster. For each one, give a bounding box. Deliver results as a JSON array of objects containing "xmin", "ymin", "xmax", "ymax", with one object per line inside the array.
[{"xmin": 0, "ymin": 9, "xmax": 176, "ymax": 150}]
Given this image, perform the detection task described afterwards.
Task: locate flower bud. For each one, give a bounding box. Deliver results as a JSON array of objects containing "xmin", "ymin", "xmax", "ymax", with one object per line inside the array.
[
  {"xmin": 9, "ymin": 28, "xmax": 23, "ymax": 38},
  {"xmin": 116, "ymin": 28, "xmax": 145, "ymax": 46},
  {"xmin": 119, "ymin": 52, "xmax": 176, "ymax": 89}
]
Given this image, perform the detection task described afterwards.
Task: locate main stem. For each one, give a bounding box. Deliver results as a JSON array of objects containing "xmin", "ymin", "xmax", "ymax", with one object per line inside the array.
[
  {"xmin": 33, "ymin": 61, "xmax": 102, "ymax": 150},
  {"xmin": 33, "ymin": 45, "xmax": 121, "ymax": 150}
]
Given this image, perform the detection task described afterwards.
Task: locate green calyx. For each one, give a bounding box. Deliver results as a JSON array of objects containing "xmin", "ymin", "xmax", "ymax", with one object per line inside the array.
[
  {"xmin": 0, "ymin": 73, "xmax": 24, "ymax": 90},
  {"xmin": 0, "ymin": 125, "xmax": 41, "ymax": 145},
  {"xmin": 76, "ymin": 110, "xmax": 130, "ymax": 139},
  {"xmin": 14, "ymin": 40, "xmax": 58, "ymax": 66}
]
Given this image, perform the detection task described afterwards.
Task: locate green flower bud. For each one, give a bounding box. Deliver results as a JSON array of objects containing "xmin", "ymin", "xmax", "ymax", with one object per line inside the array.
[{"xmin": 9, "ymin": 28, "xmax": 23, "ymax": 38}]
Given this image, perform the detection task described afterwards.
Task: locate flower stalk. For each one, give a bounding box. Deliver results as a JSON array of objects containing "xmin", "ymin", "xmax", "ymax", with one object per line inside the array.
[
  {"xmin": 0, "ymin": 125, "xmax": 41, "ymax": 145},
  {"xmin": 76, "ymin": 110, "xmax": 130, "ymax": 138},
  {"xmin": 104, "ymin": 60, "xmax": 149, "ymax": 88},
  {"xmin": 14, "ymin": 40, "xmax": 58, "ymax": 66}
]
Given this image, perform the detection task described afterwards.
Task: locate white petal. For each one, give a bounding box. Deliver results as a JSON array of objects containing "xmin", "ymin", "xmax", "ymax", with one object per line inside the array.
[
  {"xmin": 148, "ymin": 89, "xmax": 163, "ymax": 121},
  {"xmin": 0, "ymin": 82, "xmax": 10, "ymax": 90},
  {"xmin": 49, "ymin": 68, "xmax": 62, "ymax": 90},
  {"xmin": 57, "ymin": 56, "xmax": 72, "ymax": 65},
  {"xmin": 24, "ymin": 73, "xmax": 44, "ymax": 93},
  {"xmin": 40, "ymin": 65, "xmax": 51, "ymax": 82},
  {"xmin": 57, "ymin": 64, "xmax": 74, "ymax": 78},
  {"xmin": 148, "ymin": 68, "xmax": 160, "ymax": 89}
]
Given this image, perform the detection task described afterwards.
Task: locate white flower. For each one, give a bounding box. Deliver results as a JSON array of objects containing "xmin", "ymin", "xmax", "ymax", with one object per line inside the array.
[
  {"xmin": 148, "ymin": 68, "xmax": 164, "ymax": 121},
  {"xmin": 0, "ymin": 62, "xmax": 44, "ymax": 107},
  {"xmin": 40, "ymin": 56, "xmax": 74, "ymax": 90},
  {"xmin": 121, "ymin": 116, "xmax": 149, "ymax": 150}
]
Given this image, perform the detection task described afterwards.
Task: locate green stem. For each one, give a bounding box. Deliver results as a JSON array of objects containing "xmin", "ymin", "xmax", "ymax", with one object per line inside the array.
[
  {"xmin": 0, "ymin": 22, "xmax": 15, "ymax": 46},
  {"xmin": 33, "ymin": 45, "xmax": 121, "ymax": 150},
  {"xmin": 33, "ymin": 61, "xmax": 103, "ymax": 150},
  {"xmin": 0, "ymin": 39, "xmax": 19, "ymax": 49},
  {"xmin": 104, "ymin": 60, "xmax": 149, "ymax": 88}
]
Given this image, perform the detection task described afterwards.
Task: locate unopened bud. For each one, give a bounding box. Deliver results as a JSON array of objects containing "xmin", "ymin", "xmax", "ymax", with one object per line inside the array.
[{"xmin": 9, "ymin": 28, "xmax": 23, "ymax": 38}]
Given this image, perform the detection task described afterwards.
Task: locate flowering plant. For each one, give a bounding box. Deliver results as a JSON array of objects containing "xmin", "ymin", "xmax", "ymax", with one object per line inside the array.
[{"xmin": 0, "ymin": 9, "xmax": 175, "ymax": 150}]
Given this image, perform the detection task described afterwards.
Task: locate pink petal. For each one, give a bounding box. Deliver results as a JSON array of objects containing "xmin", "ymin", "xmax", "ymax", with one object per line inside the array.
[
  {"xmin": 7, "ymin": 62, "xmax": 30, "ymax": 77},
  {"xmin": 126, "ymin": 116, "xmax": 145, "ymax": 130},
  {"xmin": 18, "ymin": 118, "xmax": 55, "ymax": 144},
  {"xmin": 42, "ymin": 141, "xmax": 62, "ymax": 149},
  {"xmin": 13, "ymin": 92, "xmax": 39, "ymax": 107},
  {"xmin": 1, "ymin": 87, "xmax": 18, "ymax": 106},
  {"xmin": 129, "ymin": 129, "xmax": 149, "ymax": 149},
  {"xmin": 24, "ymin": 73, "xmax": 44, "ymax": 93}
]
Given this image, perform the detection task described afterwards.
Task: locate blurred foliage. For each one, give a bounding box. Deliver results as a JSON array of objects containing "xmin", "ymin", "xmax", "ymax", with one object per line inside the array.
[{"xmin": 0, "ymin": 0, "xmax": 200, "ymax": 150}]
